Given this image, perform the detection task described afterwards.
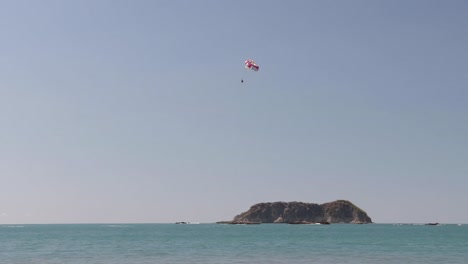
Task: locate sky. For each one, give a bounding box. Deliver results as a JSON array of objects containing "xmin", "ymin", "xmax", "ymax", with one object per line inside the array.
[{"xmin": 1, "ymin": 0, "xmax": 467, "ymax": 224}]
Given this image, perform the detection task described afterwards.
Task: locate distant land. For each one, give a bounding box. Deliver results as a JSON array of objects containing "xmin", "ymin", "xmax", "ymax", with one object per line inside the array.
[{"xmin": 217, "ymin": 200, "xmax": 372, "ymax": 224}]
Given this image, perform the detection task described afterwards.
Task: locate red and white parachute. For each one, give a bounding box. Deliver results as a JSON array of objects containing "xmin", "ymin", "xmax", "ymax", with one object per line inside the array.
[{"xmin": 244, "ymin": 59, "xmax": 259, "ymax": 71}]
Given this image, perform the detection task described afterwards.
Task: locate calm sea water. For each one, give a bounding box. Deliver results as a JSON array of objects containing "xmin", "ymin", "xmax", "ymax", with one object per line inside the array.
[{"xmin": 1, "ymin": 223, "xmax": 467, "ymax": 263}]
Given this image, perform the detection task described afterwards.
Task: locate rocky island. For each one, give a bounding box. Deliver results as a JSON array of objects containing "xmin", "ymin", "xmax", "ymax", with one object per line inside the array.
[{"xmin": 218, "ymin": 200, "xmax": 372, "ymax": 224}]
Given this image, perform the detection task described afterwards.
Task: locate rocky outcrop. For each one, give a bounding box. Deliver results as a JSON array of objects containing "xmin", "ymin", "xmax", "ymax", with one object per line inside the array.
[{"xmin": 230, "ymin": 200, "xmax": 372, "ymax": 224}]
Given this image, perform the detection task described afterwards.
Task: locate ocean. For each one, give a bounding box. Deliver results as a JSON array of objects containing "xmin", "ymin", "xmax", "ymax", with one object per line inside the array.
[{"xmin": 1, "ymin": 223, "xmax": 467, "ymax": 263}]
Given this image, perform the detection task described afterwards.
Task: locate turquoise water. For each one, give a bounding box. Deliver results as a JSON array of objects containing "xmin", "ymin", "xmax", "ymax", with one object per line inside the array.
[{"xmin": 1, "ymin": 223, "xmax": 467, "ymax": 263}]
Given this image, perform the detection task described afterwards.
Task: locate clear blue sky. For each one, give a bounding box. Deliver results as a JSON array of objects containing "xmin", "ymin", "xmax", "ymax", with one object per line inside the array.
[{"xmin": 1, "ymin": 0, "xmax": 467, "ymax": 224}]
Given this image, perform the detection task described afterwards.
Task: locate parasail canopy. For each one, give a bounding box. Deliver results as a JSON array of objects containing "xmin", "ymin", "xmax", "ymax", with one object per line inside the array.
[{"xmin": 244, "ymin": 59, "xmax": 259, "ymax": 71}]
